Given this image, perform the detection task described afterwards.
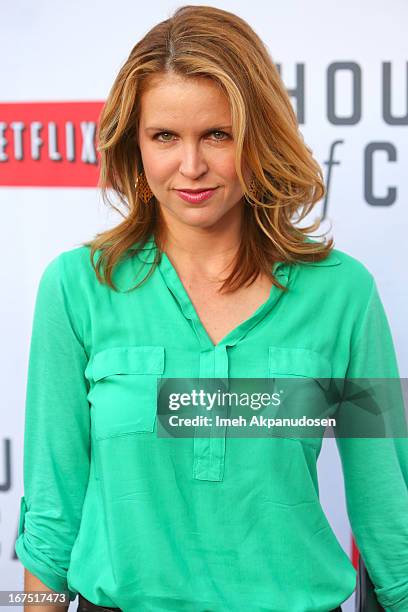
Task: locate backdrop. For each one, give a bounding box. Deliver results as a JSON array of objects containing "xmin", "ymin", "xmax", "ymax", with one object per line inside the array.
[{"xmin": 1, "ymin": 1, "xmax": 407, "ymax": 611}]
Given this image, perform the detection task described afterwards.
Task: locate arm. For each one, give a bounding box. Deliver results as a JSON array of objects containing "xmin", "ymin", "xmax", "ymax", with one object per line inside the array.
[
  {"xmin": 335, "ymin": 276, "xmax": 408, "ymax": 612},
  {"xmin": 15, "ymin": 254, "xmax": 91, "ymax": 603},
  {"xmin": 24, "ymin": 568, "xmax": 69, "ymax": 612}
]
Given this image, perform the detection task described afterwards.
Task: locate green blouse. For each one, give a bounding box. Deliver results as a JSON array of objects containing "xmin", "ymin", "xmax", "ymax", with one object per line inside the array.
[{"xmin": 15, "ymin": 236, "xmax": 408, "ymax": 611}]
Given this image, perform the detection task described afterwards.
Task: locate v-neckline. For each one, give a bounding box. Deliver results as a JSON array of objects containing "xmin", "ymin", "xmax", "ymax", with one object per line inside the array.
[{"xmin": 138, "ymin": 236, "xmax": 293, "ymax": 350}]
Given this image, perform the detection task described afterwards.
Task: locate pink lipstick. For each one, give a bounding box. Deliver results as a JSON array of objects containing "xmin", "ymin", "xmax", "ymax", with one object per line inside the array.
[{"xmin": 175, "ymin": 188, "xmax": 218, "ymax": 203}]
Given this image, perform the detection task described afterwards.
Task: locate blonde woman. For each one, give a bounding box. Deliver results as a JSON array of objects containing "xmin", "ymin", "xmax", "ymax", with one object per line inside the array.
[{"xmin": 15, "ymin": 5, "xmax": 408, "ymax": 612}]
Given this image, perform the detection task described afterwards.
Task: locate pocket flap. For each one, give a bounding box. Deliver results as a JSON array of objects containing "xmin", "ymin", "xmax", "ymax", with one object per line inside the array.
[
  {"xmin": 268, "ymin": 347, "xmax": 332, "ymax": 390},
  {"xmin": 92, "ymin": 346, "xmax": 165, "ymax": 382}
]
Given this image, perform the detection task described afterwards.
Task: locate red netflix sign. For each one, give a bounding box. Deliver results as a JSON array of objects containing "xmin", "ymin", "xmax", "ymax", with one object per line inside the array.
[{"xmin": 0, "ymin": 101, "xmax": 104, "ymax": 187}]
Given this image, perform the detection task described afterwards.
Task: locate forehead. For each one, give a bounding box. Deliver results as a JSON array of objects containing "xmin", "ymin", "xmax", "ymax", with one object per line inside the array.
[{"xmin": 138, "ymin": 73, "xmax": 231, "ymax": 127}]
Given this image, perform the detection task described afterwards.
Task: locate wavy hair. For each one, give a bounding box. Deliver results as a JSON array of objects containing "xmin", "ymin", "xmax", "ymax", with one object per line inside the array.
[{"xmin": 84, "ymin": 4, "xmax": 334, "ymax": 293}]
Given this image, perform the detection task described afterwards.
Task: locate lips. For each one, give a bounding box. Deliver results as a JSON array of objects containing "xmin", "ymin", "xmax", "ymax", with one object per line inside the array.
[
  {"xmin": 175, "ymin": 187, "xmax": 218, "ymax": 203},
  {"xmin": 176, "ymin": 188, "xmax": 216, "ymax": 193}
]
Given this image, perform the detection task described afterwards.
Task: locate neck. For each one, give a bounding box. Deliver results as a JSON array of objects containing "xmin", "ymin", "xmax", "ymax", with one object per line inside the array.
[{"xmin": 157, "ymin": 205, "xmax": 243, "ymax": 278}]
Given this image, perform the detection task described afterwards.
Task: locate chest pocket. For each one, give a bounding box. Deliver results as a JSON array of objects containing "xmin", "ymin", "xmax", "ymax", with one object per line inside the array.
[
  {"xmin": 268, "ymin": 347, "xmax": 331, "ymax": 387},
  {"xmin": 268, "ymin": 346, "xmax": 333, "ymax": 444},
  {"xmin": 88, "ymin": 346, "xmax": 165, "ymax": 440}
]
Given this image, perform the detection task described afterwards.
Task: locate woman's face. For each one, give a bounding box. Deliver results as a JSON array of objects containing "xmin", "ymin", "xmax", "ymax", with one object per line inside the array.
[{"xmin": 137, "ymin": 72, "xmax": 251, "ymax": 232}]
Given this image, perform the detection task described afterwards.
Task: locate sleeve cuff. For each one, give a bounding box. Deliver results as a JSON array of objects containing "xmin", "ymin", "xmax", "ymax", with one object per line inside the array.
[
  {"xmin": 375, "ymin": 578, "xmax": 408, "ymax": 612},
  {"xmin": 15, "ymin": 496, "xmax": 77, "ymax": 601}
]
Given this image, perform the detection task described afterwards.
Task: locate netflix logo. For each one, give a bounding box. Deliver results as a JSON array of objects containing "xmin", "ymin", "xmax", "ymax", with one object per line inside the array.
[{"xmin": 0, "ymin": 101, "xmax": 103, "ymax": 187}]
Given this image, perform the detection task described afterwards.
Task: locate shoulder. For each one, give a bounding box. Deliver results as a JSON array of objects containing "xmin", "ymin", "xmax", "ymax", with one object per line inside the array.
[
  {"xmin": 38, "ymin": 244, "xmax": 98, "ymax": 299},
  {"xmin": 301, "ymin": 240, "xmax": 374, "ymax": 281},
  {"xmin": 296, "ymin": 241, "xmax": 375, "ymax": 303},
  {"xmin": 34, "ymin": 246, "xmax": 101, "ymax": 344},
  {"xmin": 58, "ymin": 244, "xmax": 96, "ymax": 278}
]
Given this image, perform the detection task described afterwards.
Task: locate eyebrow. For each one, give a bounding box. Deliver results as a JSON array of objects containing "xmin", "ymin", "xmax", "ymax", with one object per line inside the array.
[{"xmin": 144, "ymin": 125, "xmax": 232, "ymax": 133}]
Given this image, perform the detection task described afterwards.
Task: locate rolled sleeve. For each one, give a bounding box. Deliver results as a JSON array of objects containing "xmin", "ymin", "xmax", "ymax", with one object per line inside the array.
[
  {"xmin": 14, "ymin": 254, "xmax": 91, "ymax": 600},
  {"xmin": 335, "ymin": 277, "xmax": 408, "ymax": 612}
]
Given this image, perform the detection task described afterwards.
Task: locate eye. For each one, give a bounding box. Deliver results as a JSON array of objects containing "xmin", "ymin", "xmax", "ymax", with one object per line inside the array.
[
  {"xmin": 211, "ymin": 130, "xmax": 230, "ymax": 141},
  {"xmin": 152, "ymin": 130, "xmax": 230, "ymax": 143},
  {"xmin": 153, "ymin": 132, "xmax": 174, "ymax": 142}
]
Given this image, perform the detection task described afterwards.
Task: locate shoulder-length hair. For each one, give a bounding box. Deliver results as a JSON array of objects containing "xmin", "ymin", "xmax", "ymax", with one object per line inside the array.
[{"xmin": 84, "ymin": 4, "xmax": 334, "ymax": 293}]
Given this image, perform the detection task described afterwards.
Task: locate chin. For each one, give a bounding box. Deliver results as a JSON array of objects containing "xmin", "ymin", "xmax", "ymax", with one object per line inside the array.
[
  {"xmin": 178, "ymin": 208, "xmax": 226, "ymax": 228},
  {"xmin": 159, "ymin": 198, "xmax": 239, "ymax": 230}
]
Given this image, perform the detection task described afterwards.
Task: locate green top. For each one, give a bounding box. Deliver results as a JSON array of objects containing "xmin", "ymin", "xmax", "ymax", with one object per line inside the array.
[{"xmin": 15, "ymin": 236, "xmax": 408, "ymax": 612}]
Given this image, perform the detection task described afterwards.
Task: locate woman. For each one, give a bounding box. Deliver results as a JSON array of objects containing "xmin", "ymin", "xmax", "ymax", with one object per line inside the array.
[{"xmin": 15, "ymin": 5, "xmax": 408, "ymax": 612}]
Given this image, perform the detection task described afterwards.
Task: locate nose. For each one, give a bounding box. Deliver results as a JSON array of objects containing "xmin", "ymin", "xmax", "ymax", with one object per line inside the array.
[{"xmin": 178, "ymin": 142, "xmax": 208, "ymax": 179}]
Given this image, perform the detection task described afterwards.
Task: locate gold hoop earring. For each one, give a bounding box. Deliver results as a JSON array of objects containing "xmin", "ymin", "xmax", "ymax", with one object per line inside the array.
[{"xmin": 135, "ymin": 170, "xmax": 154, "ymax": 204}]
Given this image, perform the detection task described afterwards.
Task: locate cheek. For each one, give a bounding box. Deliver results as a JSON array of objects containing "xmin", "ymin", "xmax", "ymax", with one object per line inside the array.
[
  {"xmin": 141, "ymin": 151, "xmax": 173, "ymax": 185},
  {"xmin": 223, "ymin": 164, "xmax": 245, "ymax": 195},
  {"xmin": 139, "ymin": 138, "xmax": 163, "ymax": 174},
  {"xmin": 215, "ymin": 154, "xmax": 237, "ymax": 180}
]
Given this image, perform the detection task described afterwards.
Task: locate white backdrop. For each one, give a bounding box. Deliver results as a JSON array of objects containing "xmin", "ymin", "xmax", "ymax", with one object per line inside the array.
[{"xmin": 1, "ymin": 1, "xmax": 407, "ymax": 611}]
